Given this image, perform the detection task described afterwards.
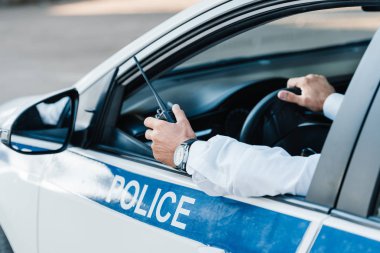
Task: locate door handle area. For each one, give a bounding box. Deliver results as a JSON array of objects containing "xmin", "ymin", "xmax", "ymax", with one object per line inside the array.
[{"xmin": 197, "ymin": 246, "xmax": 226, "ymax": 253}]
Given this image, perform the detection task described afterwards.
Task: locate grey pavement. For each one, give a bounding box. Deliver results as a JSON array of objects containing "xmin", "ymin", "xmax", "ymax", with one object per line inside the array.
[
  {"xmin": 0, "ymin": 3, "xmax": 174, "ymax": 103},
  {"xmin": 1, "ymin": 3, "xmax": 380, "ymax": 105}
]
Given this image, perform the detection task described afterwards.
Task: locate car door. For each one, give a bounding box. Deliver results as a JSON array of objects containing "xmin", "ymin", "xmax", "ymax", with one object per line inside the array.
[
  {"xmin": 37, "ymin": 66, "xmax": 327, "ymax": 253},
  {"xmin": 37, "ymin": 1, "xmax": 380, "ymax": 253}
]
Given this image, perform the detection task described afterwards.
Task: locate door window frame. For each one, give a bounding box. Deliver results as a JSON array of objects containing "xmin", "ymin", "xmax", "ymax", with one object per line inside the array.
[{"xmin": 331, "ymin": 74, "xmax": 380, "ymax": 227}]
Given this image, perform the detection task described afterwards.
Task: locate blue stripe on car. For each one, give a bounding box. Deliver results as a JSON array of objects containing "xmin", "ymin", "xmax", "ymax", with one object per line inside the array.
[
  {"xmin": 12, "ymin": 142, "xmax": 49, "ymax": 152},
  {"xmin": 311, "ymin": 225, "xmax": 380, "ymax": 253},
  {"xmin": 91, "ymin": 163, "xmax": 309, "ymax": 253}
]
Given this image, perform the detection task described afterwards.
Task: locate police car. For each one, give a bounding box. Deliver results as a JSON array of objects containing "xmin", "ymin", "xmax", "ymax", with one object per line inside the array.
[{"xmin": 1, "ymin": 0, "xmax": 380, "ymax": 252}]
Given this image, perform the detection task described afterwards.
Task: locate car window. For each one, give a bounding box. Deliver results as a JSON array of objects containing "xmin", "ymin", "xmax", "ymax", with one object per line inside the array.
[
  {"xmin": 122, "ymin": 7, "xmax": 380, "ymax": 118},
  {"xmin": 115, "ymin": 6, "xmax": 380, "ymax": 180},
  {"xmin": 120, "ymin": 7, "xmax": 380, "ymax": 138},
  {"xmin": 174, "ymin": 7, "xmax": 380, "ymax": 72}
]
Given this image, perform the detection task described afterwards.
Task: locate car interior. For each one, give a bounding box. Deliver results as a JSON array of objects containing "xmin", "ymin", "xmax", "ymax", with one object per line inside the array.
[{"xmin": 111, "ymin": 7, "xmax": 380, "ymax": 160}]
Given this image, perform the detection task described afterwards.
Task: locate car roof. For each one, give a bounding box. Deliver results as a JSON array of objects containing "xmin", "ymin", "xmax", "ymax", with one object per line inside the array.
[{"xmin": 74, "ymin": 0, "xmax": 230, "ymax": 93}]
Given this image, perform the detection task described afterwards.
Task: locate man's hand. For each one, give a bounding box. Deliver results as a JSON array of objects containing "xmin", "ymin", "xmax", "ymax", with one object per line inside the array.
[
  {"xmin": 277, "ymin": 74, "xmax": 335, "ymax": 111},
  {"xmin": 144, "ymin": 104, "xmax": 196, "ymax": 167}
]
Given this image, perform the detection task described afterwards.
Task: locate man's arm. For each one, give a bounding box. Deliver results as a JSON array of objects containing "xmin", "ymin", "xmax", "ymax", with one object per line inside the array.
[
  {"xmin": 144, "ymin": 74, "xmax": 342, "ymax": 198},
  {"xmin": 278, "ymin": 74, "xmax": 343, "ymax": 120},
  {"xmin": 187, "ymin": 136, "xmax": 320, "ymax": 197},
  {"xmin": 144, "ymin": 105, "xmax": 319, "ymax": 197}
]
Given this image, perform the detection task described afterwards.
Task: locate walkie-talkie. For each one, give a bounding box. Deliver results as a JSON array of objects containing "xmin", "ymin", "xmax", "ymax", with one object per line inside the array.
[{"xmin": 133, "ymin": 56, "xmax": 176, "ymax": 123}]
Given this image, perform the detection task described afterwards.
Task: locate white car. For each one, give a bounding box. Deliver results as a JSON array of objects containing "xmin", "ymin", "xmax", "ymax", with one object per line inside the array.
[{"xmin": 1, "ymin": 1, "xmax": 380, "ymax": 252}]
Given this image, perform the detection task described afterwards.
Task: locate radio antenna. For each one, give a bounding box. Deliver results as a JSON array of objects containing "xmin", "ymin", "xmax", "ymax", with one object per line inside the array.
[{"xmin": 133, "ymin": 56, "xmax": 175, "ymax": 122}]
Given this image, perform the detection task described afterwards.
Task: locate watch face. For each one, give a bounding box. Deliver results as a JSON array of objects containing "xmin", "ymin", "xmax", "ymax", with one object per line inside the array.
[{"xmin": 174, "ymin": 146, "xmax": 185, "ymax": 167}]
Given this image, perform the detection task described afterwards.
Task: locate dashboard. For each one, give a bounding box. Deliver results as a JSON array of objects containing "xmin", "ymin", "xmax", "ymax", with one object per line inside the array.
[{"xmin": 116, "ymin": 41, "xmax": 366, "ymax": 156}]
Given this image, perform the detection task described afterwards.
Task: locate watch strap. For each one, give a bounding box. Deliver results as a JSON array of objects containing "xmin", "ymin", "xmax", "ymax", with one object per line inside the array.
[
  {"xmin": 177, "ymin": 138, "xmax": 198, "ymax": 172},
  {"xmin": 183, "ymin": 138, "xmax": 198, "ymax": 146}
]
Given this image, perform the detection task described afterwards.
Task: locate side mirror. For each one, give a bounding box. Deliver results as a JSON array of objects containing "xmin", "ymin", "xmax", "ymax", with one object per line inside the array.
[
  {"xmin": 362, "ymin": 6, "xmax": 380, "ymax": 12},
  {"xmin": 0, "ymin": 89, "xmax": 79, "ymax": 155}
]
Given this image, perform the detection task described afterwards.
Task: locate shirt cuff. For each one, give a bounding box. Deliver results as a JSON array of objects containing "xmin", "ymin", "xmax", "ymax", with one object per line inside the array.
[
  {"xmin": 186, "ymin": 140, "xmax": 207, "ymax": 175},
  {"xmin": 323, "ymin": 93, "xmax": 344, "ymax": 120}
]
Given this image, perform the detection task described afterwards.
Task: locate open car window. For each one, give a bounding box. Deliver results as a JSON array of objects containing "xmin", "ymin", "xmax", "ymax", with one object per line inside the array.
[{"xmin": 116, "ymin": 7, "xmax": 380, "ymax": 161}]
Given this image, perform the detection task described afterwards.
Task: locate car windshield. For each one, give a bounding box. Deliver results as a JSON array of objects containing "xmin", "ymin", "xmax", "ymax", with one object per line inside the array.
[{"xmin": 172, "ymin": 7, "xmax": 380, "ymax": 73}]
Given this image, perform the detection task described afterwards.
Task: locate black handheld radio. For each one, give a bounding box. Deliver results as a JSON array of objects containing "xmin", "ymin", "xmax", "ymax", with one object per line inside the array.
[{"xmin": 133, "ymin": 56, "xmax": 176, "ymax": 123}]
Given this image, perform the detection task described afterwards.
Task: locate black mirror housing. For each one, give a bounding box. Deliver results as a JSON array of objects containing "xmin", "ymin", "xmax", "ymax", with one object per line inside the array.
[
  {"xmin": 0, "ymin": 89, "xmax": 79, "ymax": 155},
  {"xmin": 362, "ymin": 5, "xmax": 380, "ymax": 12}
]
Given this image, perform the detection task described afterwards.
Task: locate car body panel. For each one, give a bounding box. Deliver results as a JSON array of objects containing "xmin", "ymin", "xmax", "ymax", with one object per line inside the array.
[
  {"xmin": 1, "ymin": 1, "xmax": 380, "ymax": 252},
  {"xmin": 311, "ymin": 216, "xmax": 380, "ymax": 253},
  {"xmin": 0, "ymin": 144, "xmax": 53, "ymax": 253},
  {"xmin": 36, "ymin": 148, "xmax": 329, "ymax": 252}
]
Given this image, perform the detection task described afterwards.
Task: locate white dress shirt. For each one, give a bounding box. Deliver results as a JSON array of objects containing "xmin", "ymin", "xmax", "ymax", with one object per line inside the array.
[{"xmin": 186, "ymin": 93, "xmax": 344, "ymax": 197}]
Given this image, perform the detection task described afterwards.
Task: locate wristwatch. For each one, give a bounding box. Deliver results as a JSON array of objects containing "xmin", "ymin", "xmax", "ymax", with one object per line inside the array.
[{"xmin": 173, "ymin": 138, "xmax": 198, "ymax": 172}]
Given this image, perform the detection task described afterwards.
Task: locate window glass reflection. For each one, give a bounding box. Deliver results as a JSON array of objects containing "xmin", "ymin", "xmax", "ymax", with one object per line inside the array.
[{"xmin": 11, "ymin": 95, "xmax": 72, "ymax": 152}]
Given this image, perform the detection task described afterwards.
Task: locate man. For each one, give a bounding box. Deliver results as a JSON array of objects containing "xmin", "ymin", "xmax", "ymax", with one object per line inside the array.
[{"xmin": 144, "ymin": 74, "xmax": 344, "ymax": 197}]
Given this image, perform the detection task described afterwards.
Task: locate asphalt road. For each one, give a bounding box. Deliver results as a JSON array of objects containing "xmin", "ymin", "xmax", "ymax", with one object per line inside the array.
[
  {"xmin": 1, "ymin": 3, "xmax": 379, "ymax": 105},
  {"xmin": 0, "ymin": 4, "xmax": 173, "ymax": 103}
]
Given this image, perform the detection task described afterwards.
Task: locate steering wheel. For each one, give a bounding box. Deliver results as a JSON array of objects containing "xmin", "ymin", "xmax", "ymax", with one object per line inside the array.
[{"xmin": 239, "ymin": 88, "xmax": 330, "ymax": 156}]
